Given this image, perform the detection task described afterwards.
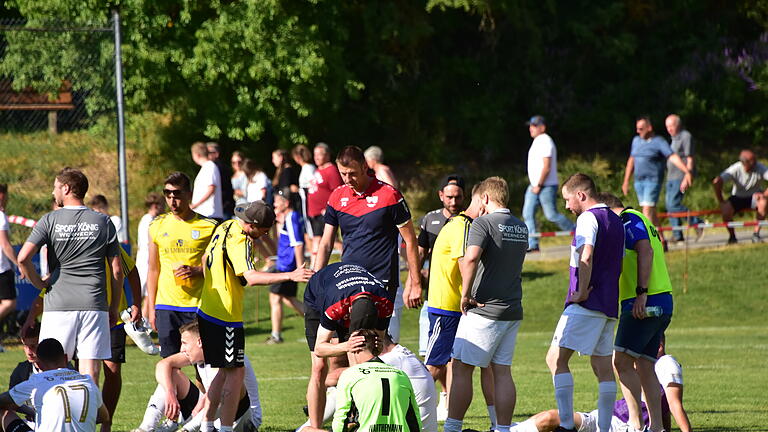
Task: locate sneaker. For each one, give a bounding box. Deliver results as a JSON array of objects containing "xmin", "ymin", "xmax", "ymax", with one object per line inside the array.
[
  {"xmin": 727, "ymin": 236, "xmax": 738, "ymax": 245},
  {"xmin": 121, "ymin": 309, "xmax": 161, "ymax": 355},
  {"xmin": 265, "ymin": 335, "xmax": 284, "ymax": 345},
  {"xmin": 156, "ymin": 419, "xmax": 179, "ymax": 432},
  {"xmin": 526, "ymin": 247, "xmax": 540, "ymax": 253},
  {"xmin": 752, "ymin": 233, "xmax": 763, "ymax": 243}
]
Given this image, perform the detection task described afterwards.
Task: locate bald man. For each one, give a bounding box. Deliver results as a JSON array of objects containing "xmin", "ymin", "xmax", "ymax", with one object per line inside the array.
[
  {"xmin": 664, "ymin": 115, "xmax": 703, "ymax": 243},
  {"xmin": 712, "ymin": 149, "xmax": 768, "ymax": 244}
]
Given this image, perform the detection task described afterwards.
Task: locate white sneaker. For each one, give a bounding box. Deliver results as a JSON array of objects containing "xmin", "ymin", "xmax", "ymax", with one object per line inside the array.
[
  {"xmin": 436, "ymin": 392, "xmax": 448, "ymax": 422},
  {"xmin": 121, "ymin": 309, "xmax": 160, "ymax": 355}
]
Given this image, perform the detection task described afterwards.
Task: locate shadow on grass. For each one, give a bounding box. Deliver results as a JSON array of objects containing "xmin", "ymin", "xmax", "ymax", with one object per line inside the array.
[{"xmin": 522, "ymin": 270, "xmax": 555, "ymax": 281}]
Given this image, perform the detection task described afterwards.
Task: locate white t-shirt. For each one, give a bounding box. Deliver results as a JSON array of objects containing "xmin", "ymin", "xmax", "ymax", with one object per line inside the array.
[
  {"xmin": 298, "ymin": 164, "xmax": 317, "ymax": 189},
  {"xmin": 655, "ymin": 354, "xmax": 683, "ymax": 388},
  {"xmin": 110, "ymin": 215, "xmax": 125, "ymax": 243},
  {"xmin": 527, "ymin": 133, "xmax": 560, "ymax": 187},
  {"xmin": 380, "ymin": 344, "xmax": 438, "ymax": 432},
  {"xmin": 0, "ymin": 210, "xmax": 11, "ymax": 273},
  {"xmin": 136, "ymin": 212, "xmax": 155, "ymax": 288},
  {"xmin": 9, "ymin": 368, "xmax": 102, "ymax": 432},
  {"xmin": 193, "ymin": 160, "xmax": 223, "ymax": 219},
  {"xmin": 720, "ymin": 161, "xmax": 768, "ymax": 198},
  {"xmin": 246, "ymin": 172, "xmax": 270, "ymax": 202}
]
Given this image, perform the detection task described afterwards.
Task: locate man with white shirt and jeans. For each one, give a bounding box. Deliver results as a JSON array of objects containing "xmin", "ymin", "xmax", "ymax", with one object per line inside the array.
[
  {"xmin": 523, "ymin": 116, "xmax": 575, "ymax": 252},
  {"xmin": 546, "ymin": 174, "xmax": 624, "ymax": 432},
  {"xmin": 190, "ymin": 142, "xmax": 224, "ymax": 221},
  {"xmin": 444, "ymin": 177, "xmax": 528, "ymax": 432}
]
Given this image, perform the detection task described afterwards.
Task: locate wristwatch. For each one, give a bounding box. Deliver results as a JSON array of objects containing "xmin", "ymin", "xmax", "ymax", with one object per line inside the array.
[{"xmin": 635, "ymin": 286, "xmax": 648, "ymax": 295}]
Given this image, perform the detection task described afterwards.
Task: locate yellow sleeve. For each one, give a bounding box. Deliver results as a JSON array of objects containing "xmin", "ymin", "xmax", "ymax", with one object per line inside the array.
[
  {"xmin": 447, "ymin": 219, "xmax": 471, "ymax": 260},
  {"xmin": 120, "ymin": 248, "xmax": 136, "ymax": 276},
  {"xmin": 227, "ymin": 231, "xmax": 256, "ymax": 277}
]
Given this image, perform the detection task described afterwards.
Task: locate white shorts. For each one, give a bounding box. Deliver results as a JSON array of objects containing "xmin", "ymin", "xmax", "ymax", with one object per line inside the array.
[
  {"xmin": 39, "ymin": 310, "xmax": 112, "ymax": 360},
  {"xmin": 452, "ymin": 312, "xmax": 520, "ymax": 367},
  {"xmin": 577, "ymin": 410, "xmax": 630, "ymax": 432},
  {"xmin": 551, "ymin": 304, "xmax": 615, "ymax": 357}
]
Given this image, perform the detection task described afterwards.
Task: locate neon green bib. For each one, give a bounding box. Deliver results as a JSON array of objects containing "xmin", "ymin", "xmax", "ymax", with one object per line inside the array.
[{"xmin": 619, "ymin": 209, "xmax": 673, "ymax": 301}]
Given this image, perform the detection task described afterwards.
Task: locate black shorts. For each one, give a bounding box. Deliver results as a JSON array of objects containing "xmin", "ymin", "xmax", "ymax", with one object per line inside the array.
[
  {"xmin": 179, "ymin": 379, "xmax": 201, "ymax": 419},
  {"xmin": 155, "ymin": 310, "xmax": 198, "ymax": 358},
  {"xmin": 108, "ymin": 326, "xmax": 126, "ymax": 364},
  {"xmin": 728, "ymin": 195, "xmax": 755, "ymax": 212},
  {"xmin": 309, "ymin": 215, "xmax": 325, "ymax": 237},
  {"xmin": 0, "ymin": 270, "xmax": 16, "ymax": 300},
  {"xmin": 305, "ymin": 307, "xmax": 321, "ymax": 351},
  {"xmin": 269, "ymin": 280, "xmax": 298, "ymax": 297},
  {"xmin": 6, "ymin": 419, "xmax": 32, "ymax": 432},
  {"xmin": 199, "ymin": 318, "xmax": 245, "ymax": 368}
]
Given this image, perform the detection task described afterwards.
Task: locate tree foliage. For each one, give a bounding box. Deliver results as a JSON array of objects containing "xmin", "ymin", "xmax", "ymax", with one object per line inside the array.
[{"xmin": 2, "ymin": 0, "xmax": 767, "ymax": 163}]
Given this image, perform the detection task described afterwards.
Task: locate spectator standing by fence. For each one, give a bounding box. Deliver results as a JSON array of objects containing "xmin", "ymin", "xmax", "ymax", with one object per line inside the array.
[
  {"xmin": 231, "ymin": 151, "xmax": 249, "ymax": 205},
  {"xmin": 523, "ymin": 115, "xmax": 574, "ymax": 253},
  {"xmin": 664, "ymin": 115, "xmax": 702, "ymax": 243}
]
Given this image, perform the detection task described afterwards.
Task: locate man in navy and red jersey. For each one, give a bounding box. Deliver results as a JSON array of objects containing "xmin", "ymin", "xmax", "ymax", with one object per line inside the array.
[
  {"xmin": 314, "ymin": 145, "xmax": 422, "ymax": 309},
  {"xmin": 307, "ymin": 143, "xmax": 343, "ymax": 263},
  {"xmin": 301, "ymin": 262, "xmax": 394, "ymax": 431},
  {"xmin": 545, "ymin": 173, "xmax": 624, "ymax": 432}
]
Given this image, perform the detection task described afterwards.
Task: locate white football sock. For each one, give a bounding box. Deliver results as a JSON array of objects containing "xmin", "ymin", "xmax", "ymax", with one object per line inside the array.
[
  {"xmin": 139, "ymin": 385, "xmax": 166, "ymax": 431},
  {"xmin": 487, "ymin": 405, "xmax": 498, "ymax": 430},
  {"xmin": 323, "ymin": 386, "xmax": 337, "ymax": 422},
  {"xmin": 202, "ymin": 421, "xmax": 215, "ymax": 432},
  {"xmin": 494, "ymin": 425, "xmax": 511, "ymax": 432},
  {"xmin": 598, "ymin": 381, "xmax": 617, "ymax": 432},
  {"xmin": 554, "ymin": 373, "xmax": 575, "ymax": 429}
]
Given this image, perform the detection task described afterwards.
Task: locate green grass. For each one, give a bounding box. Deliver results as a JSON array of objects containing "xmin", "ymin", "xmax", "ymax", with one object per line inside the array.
[{"xmin": 1, "ymin": 244, "xmax": 766, "ymax": 432}]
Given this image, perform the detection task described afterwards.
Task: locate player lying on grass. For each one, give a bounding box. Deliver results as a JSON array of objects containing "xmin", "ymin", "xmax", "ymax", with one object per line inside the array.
[
  {"xmin": 480, "ymin": 340, "xmax": 691, "ymax": 432},
  {"xmin": 132, "ymin": 320, "xmax": 261, "ymax": 432}
]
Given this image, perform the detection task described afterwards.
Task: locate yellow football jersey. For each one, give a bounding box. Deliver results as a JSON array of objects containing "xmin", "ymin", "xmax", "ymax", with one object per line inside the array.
[
  {"xmin": 149, "ymin": 213, "xmax": 218, "ymax": 311},
  {"xmin": 198, "ymin": 220, "xmax": 256, "ymax": 326},
  {"xmin": 105, "ymin": 248, "xmax": 136, "ymax": 327},
  {"xmin": 427, "ymin": 213, "xmax": 472, "ymax": 315}
]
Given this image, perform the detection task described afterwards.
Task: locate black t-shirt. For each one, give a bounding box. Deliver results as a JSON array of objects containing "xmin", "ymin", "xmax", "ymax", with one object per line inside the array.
[
  {"xmin": 277, "ymin": 165, "xmax": 300, "ymax": 190},
  {"xmin": 213, "ymin": 159, "xmax": 235, "ymax": 215}
]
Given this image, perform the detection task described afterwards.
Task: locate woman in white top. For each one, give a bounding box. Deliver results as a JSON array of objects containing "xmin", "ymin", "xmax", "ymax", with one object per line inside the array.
[
  {"xmin": 244, "ymin": 159, "xmax": 270, "ymax": 202},
  {"xmin": 291, "ymin": 144, "xmax": 316, "ymax": 230},
  {"xmin": 230, "ymin": 151, "xmax": 249, "ymax": 205}
]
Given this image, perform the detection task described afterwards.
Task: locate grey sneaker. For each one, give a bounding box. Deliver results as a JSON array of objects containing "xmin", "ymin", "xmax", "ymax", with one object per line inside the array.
[
  {"xmin": 265, "ymin": 335, "xmax": 284, "ymax": 345},
  {"xmin": 752, "ymin": 233, "xmax": 763, "ymax": 243}
]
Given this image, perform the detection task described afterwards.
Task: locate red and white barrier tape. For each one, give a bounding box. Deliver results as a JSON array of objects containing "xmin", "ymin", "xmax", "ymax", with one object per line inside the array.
[
  {"xmin": 8, "ymin": 215, "xmax": 36, "ymax": 228},
  {"xmin": 532, "ymin": 220, "xmax": 768, "ymax": 238}
]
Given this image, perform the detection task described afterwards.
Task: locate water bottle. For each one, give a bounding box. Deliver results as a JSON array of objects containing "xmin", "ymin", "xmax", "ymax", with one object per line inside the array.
[{"xmin": 645, "ymin": 306, "xmax": 663, "ymax": 317}]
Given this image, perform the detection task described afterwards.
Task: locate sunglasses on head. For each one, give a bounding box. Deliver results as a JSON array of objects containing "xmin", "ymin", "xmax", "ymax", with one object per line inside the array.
[{"xmin": 163, "ymin": 188, "xmax": 185, "ymax": 198}]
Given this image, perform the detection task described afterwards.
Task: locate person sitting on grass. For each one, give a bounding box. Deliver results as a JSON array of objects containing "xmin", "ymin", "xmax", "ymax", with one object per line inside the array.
[
  {"xmin": 266, "ymin": 189, "xmax": 306, "ymax": 345},
  {"xmin": 132, "ymin": 319, "xmax": 261, "ymax": 432}
]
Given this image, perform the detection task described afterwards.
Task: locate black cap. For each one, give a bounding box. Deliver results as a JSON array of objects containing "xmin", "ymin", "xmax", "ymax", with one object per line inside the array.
[
  {"xmin": 526, "ymin": 115, "xmax": 546, "ymax": 126},
  {"xmin": 349, "ymin": 296, "xmax": 379, "ymax": 332},
  {"xmin": 234, "ymin": 201, "xmax": 276, "ymax": 228},
  {"xmin": 440, "ymin": 174, "xmax": 465, "ymax": 191}
]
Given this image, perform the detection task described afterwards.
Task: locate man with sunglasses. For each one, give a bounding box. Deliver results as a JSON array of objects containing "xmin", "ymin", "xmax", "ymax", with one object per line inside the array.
[{"xmin": 145, "ymin": 172, "xmax": 218, "ymax": 356}]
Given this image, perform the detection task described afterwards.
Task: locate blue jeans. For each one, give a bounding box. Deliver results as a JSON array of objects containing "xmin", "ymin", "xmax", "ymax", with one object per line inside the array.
[
  {"xmin": 666, "ymin": 178, "xmax": 702, "ymax": 241},
  {"xmin": 523, "ymin": 185, "xmax": 575, "ymax": 249}
]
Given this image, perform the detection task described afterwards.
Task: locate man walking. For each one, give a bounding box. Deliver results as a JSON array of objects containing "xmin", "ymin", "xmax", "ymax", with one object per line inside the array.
[
  {"xmin": 444, "ymin": 177, "xmax": 528, "ymax": 432},
  {"xmin": 523, "ymin": 116, "xmax": 575, "ymax": 252},
  {"xmin": 664, "ymin": 115, "xmax": 702, "ymax": 243},
  {"xmin": 546, "ymin": 174, "xmax": 624, "ymax": 432},
  {"xmin": 18, "ymin": 168, "xmax": 123, "ymax": 384},
  {"xmin": 621, "ymin": 116, "xmax": 693, "ymax": 248}
]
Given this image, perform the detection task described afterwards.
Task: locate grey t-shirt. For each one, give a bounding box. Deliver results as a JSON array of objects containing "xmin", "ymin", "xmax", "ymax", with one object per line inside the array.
[
  {"xmin": 720, "ymin": 161, "xmax": 768, "ymax": 198},
  {"xmin": 666, "ymin": 129, "xmax": 693, "ymax": 180},
  {"xmin": 466, "ymin": 209, "xmax": 528, "ymax": 321},
  {"xmin": 26, "ymin": 206, "xmax": 120, "ymax": 311}
]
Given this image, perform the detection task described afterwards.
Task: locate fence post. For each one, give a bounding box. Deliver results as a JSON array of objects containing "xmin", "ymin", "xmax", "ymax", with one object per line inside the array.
[{"xmin": 112, "ymin": 9, "xmax": 129, "ymax": 244}]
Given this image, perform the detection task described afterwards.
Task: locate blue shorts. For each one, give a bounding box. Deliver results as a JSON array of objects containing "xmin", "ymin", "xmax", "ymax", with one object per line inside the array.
[
  {"xmin": 634, "ymin": 179, "xmax": 662, "ymax": 207},
  {"xmin": 614, "ymin": 311, "xmax": 671, "ymax": 362},
  {"xmin": 425, "ymin": 312, "xmax": 460, "ymax": 366},
  {"xmin": 155, "ymin": 310, "xmax": 198, "ymax": 358}
]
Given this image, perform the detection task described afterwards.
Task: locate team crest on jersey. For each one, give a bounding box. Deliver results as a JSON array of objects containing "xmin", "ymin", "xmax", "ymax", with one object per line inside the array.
[
  {"xmin": 162, "ymin": 232, "xmax": 169, "ymax": 237},
  {"xmin": 365, "ymin": 196, "xmax": 379, "ymax": 208},
  {"xmin": 191, "ymin": 230, "xmax": 200, "ymax": 239},
  {"xmin": 176, "ymin": 239, "xmax": 184, "ymax": 247},
  {"xmin": 340, "ymin": 197, "xmax": 349, "ymax": 207}
]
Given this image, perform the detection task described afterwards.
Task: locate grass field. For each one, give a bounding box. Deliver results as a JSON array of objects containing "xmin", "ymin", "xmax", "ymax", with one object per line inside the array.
[{"xmin": 1, "ymin": 244, "xmax": 766, "ymax": 432}]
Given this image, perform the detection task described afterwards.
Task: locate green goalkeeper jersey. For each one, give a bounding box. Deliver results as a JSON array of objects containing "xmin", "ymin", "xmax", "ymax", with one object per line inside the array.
[{"xmin": 333, "ymin": 358, "xmax": 423, "ymax": 432}]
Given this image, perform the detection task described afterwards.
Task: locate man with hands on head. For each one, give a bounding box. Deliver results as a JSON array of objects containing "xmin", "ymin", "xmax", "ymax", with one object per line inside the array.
[{"xmin": 313, "ymin": 146, "xmax": 423, "ymax": 310}]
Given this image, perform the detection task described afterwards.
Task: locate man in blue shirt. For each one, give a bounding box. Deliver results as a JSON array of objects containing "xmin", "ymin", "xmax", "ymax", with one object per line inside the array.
[{"xmin": 621, "ymin": 116, "xmax": 693, "ymax": 248}]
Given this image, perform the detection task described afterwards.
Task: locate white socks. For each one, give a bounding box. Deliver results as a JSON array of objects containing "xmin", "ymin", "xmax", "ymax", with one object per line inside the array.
[
  {"xmin": 324, "ymin": 386, "xmax": 337, "ymax": 422},
  {"xmin": 139, "ymin": 385, "xmax": 166, "ymax": 431},
  {"xmin": 443, "ymin": 418, "xmax": 463, "ymax": 432},
  {"xmin": 494, "ymin": 425, "xmax": 510, "ymax": 432},
  {"xmin": 202, "ymin": 421, "xmax": 215, "ymax": 432},
  {"xmin": 487, "ymin": 405, "xmax": 498, "ymax": 430},
  {"xmin": 554, "ymin": 373, "xmax": 575, "ymax": 429},
  {"xmin": 598, "ymin": 381, "xmax": 617, "ymax": 432}
]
